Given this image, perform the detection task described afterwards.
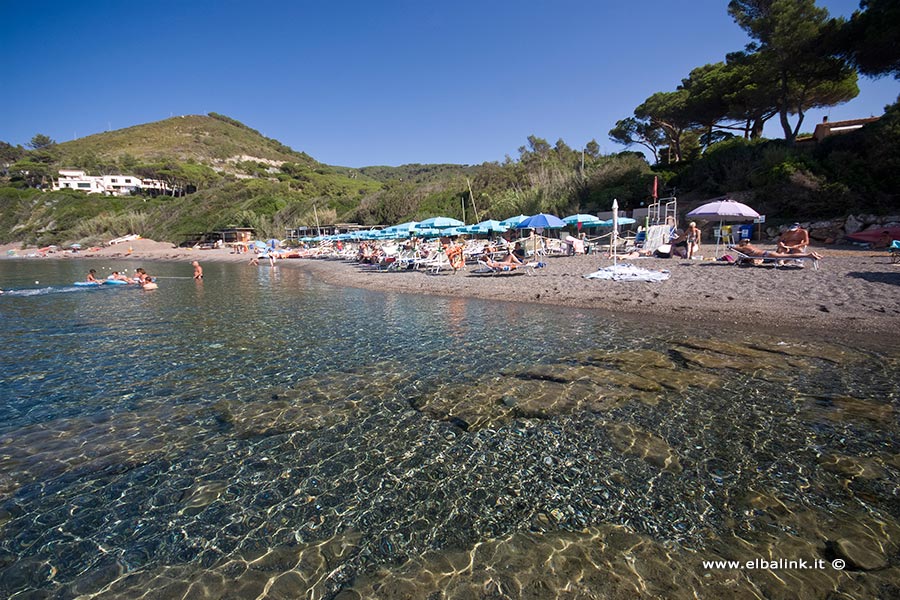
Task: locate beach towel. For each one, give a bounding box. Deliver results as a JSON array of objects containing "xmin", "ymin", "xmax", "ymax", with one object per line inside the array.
[{"xmin": 583, "ymin": 263, "xmax": 670, "ymax": 282}]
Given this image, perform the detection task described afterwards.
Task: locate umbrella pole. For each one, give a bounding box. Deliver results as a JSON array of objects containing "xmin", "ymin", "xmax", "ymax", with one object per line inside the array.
[
  {"xmin": 712, "ymin": 220, "xmax": 720, "ymax": 258},
  {"xmin": 612, "ymin": 228, "xmax": 617, "ymax": 267}
]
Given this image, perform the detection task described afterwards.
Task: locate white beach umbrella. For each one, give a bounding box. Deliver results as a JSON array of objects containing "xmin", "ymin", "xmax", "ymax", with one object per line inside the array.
[{"xmin": 687, "ymin": 197, "xmax": 760, "ymax": 256}]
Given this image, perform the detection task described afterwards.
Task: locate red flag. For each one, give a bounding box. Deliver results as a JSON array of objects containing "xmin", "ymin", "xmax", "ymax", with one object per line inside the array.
[{"xmin": 652, "ymin": 176, "xmax": 658, "ymax": 200}]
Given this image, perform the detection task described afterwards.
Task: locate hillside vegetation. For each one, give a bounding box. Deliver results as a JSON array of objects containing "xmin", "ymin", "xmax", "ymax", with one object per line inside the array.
[
  {"xmin": 55, "ymin": 113, "xmax": 316, "ymax": 170},
  {"xmin": 1, "ymin": 103, "xmax": 898, "ymax": 248}
]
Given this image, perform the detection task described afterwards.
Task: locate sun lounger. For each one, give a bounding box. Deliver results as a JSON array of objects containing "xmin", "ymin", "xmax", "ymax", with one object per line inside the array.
[
  {"xmin": 472, "ymin": 259, "xmax": 545, "ymax": 276},
  {"xmin": 728, "ymin": 246, "xmax": 819, "ymax": 270},
  {"xmin": 890, "ymin": 240, "xmax": 900, "ymax": 264}
]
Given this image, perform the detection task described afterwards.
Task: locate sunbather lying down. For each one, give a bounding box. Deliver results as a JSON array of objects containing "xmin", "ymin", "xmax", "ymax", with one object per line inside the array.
[
  {"xmin": 480, "ymin": 257, "xmax": 525, "ymax": 270},
  {"xmin": 736, "ymin": 239, "xmax": 823, "ymax": 260},
  {"xmin": 477, "ymin": 256, "xmax": 545, "ymax": 272}
]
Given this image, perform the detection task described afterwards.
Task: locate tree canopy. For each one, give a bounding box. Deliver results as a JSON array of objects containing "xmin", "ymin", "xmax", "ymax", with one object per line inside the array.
[
  {"xmin": 27, "ymin": 134, "xmax": 56, "ymax": 150},
  {"xmin": 611, "ymin": 0, "xmax": 867, "ymax": 162},
  {"xmin": 840, "ymin": 0, "xmax": 900, "ymax": 79}
]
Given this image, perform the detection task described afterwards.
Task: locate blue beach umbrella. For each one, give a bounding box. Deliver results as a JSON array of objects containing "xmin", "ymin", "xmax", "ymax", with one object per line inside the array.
[
  {"xmin": 417, "ymin": 216, "xmax": 464, "ymax": 229},
  {"xmin": 563, "ymin": 214, "xmax": 602, "ymax": 226},
  {"xmin": 383, "ymin": 221, "xmax": 420, "ymax": 236},
  {"xmin": 499, "ymin": 215, "xmax": 529, "ymax": 228},
  {"xmin": 474, "ymin": 219, "xmax": 509, "ymax": 233},
  {"xmin": 416, "ymin": 217, "xmax": 465, "ymax": 229},
  {"xmin": 415, "ymin": 228, "xmax": 443, "ymax": 238},
  {"xmin": 516, "ymin": 213, "xmax": 566, "ymax": 229},
  {"xmin": 596, "ymin": 217, "xmax": 637, "ymax": 227}
]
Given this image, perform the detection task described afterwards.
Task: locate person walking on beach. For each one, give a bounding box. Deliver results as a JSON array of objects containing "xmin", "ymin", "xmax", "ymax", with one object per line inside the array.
[
  {"xmin": 686, "ymin": 222, "xmax": 702, "ymax": 259},
  {"xmin": 192, "ymin": 261, "xmax": 203, "ymax": 280}
]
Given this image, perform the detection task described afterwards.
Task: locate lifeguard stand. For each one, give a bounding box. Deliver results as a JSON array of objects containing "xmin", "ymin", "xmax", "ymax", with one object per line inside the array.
[{"xmin": 643, "ymin": 196, "xmax": 677, "ymax": 253}]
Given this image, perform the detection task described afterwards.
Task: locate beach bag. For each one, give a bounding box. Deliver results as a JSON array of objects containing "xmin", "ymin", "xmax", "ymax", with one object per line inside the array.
[
  {"xmin": 655, "ymin": 244, "xmax": 672, "ymax": 258},
  {"xmin": 719, "ymin": 254, "xmax": 736, "ymax": 263}
]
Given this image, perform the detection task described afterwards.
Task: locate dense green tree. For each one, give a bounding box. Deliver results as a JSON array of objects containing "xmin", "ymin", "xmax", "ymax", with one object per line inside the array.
[
  {"xmin": 677, "ymin": 59, "xmax": 777, "ymax": 143},
  {"xmin": 0, "ymin": 142, "xmax": 25, "ymax": 166},
  {"xmin": 634, "ymin": 90, "xmax": 699, "ymax": 162},
  {"xmin": 840, "ymin": 0, "xmax": 900, "ymax": 79},
  {"xmin": 608, "ymin": 117, "xmax": 665, "ymax": 163},
  {"xmin": 9, "ymin": 159, "xmax": 52, "ymax": 187},
  {"xmin": 719, "ymin": 51, "xmax": 781, "ymax": 138},
  {"xmin": 728, "ymin": 0, "xmax": 859, "ymax": 142},
  {"xmin": 27, "ymin": 134, "xmax": 56, "ymax": 150},
  {"xmin": 518, "ymin": 135, "xmax": 552, "ymax": 166}
]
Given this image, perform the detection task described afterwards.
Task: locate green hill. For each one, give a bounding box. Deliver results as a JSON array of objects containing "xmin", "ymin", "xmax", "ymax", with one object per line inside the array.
[{"xmin": 51, "ymin": 113, "xmax": 317, "ymax": 174}]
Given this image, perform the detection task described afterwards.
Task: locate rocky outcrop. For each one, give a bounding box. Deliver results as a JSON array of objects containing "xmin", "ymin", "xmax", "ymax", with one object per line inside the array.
[{"xmin": 763, "ymin": 214, "xmax": 900, "ymax": 243}]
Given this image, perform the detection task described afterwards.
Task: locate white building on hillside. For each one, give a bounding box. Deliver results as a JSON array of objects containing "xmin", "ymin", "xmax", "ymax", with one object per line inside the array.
[{"xmin": 53, "ymin": 169, "xmax": 176, "ymax": 196}]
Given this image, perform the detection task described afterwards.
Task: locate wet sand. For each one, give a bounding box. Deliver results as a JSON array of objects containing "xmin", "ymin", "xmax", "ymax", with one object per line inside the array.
[{"xmin": 3, "ymin": 239, "xmax": 899, "ymax": 341}]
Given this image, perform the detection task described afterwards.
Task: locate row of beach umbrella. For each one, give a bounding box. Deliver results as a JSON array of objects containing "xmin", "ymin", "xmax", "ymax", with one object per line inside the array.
[{"xmin": 297, "ymin": 212, "xmax": 636, "ymax": 243}]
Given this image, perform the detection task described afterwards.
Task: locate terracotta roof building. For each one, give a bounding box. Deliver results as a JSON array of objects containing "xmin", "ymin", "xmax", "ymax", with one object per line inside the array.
[{"xmin": 812, "ymin": 116, "xmax": 880, "ymax": 142}]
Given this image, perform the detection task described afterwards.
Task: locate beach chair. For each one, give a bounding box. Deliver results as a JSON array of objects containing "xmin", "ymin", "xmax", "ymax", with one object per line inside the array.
[
  {"xmin": 390, "ymin": 247, "xmax": 419, "ymax": 270},
  {"xmin": 472, "ymin": 259, "xmax": 545, "ymax": 276},
  {"xmin": 632, "ymin": 230, "xmax": 647, "ymax": 249},
  {"xmin": 728, "ymin": 247, "xmax": 819, "ymax": 271},
  {"xmin": 416, "ymin": 250, "xmax": 452, "ymax": 274},
  {"xmin": 890, "ymin": 240, "xmax": 900, "ymax": 264}
]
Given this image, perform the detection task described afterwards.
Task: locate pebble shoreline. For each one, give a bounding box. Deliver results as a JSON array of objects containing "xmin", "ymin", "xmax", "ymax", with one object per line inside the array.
[{"xmin": 3, "ymin": 239, "xmax": 899, "ymax": 346}]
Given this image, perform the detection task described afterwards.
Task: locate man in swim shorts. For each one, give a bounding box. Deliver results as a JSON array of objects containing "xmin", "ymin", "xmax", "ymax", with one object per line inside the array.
[
  {"xmin": 192, "ymin": 261, "xmax": 203, "ymax": 280},
  {"xmin": 737, "ymin": 239, "xmax": 822, "ymax": 260}
]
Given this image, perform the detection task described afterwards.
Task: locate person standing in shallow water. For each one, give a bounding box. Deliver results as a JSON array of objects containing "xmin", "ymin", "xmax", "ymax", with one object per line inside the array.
[{"xmin": 192, "ymin": 261, "xmax": 203, "ymax": 280}]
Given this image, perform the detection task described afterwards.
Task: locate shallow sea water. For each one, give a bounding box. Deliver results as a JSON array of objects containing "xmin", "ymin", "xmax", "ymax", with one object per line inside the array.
[{"xmin": 0, "ymin": 260, "xmax": 898, "ymax": 599}]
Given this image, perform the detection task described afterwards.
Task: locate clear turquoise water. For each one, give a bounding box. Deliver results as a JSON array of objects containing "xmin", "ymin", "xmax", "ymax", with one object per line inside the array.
[{"xmin": 0, "ymin": 260, "xmax": 898, "ymax": 599}]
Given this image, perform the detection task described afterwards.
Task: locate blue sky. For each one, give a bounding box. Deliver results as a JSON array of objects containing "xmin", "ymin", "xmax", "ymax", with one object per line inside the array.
[{"xmin": 1, "ymin": 0, "xmax": 896, "ymax": 167}]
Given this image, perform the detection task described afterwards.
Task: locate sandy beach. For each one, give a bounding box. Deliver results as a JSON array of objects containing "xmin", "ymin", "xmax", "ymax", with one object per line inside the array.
[{"xmin": 3, "ymin": 238, "xmax": 899, "ymax": 342}]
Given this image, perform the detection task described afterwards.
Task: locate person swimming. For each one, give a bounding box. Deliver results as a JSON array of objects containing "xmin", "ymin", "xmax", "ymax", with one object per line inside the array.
[{"xmin": 140, "ymin": 274, "xmax": 158, "ymax": 290}]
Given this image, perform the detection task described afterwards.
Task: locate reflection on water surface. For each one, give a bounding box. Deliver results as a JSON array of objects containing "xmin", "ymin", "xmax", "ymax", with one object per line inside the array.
[{"xmin": 0, "ymin": 260, "xmax": 897, "ymax": 599}]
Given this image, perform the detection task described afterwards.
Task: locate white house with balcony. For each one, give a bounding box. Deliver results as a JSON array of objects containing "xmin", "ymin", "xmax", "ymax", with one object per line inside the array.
[{"xmin": 53, "ymin": 169, "xmax": 175, "ymax": 196}]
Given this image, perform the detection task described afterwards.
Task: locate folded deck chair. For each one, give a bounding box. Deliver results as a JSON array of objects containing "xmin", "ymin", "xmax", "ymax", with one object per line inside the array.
[{"xmin": 728, "ymin": 246, "xmax": 819, "ymax": 271}]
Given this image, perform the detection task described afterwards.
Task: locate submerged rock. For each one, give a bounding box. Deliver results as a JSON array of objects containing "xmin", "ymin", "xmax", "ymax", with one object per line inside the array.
[
  {"xmin": 831, "ymin": 537, "xmax": 889, "ymax": 571},
  {"xmin": 602, "ymin": 422, "xmax": 683, "ymax": 473}
]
